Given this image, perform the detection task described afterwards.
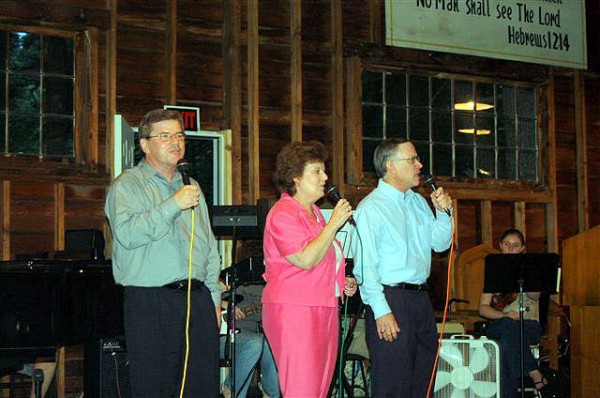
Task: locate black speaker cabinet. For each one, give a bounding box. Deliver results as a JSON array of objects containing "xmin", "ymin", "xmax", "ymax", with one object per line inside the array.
[
  {"xmin": 65, "ymin": 229, "xmax": 105, "ymax": 260},
  {"xmin": 84, "ymin": 336, "xmax": 131, "ymax": 398}
]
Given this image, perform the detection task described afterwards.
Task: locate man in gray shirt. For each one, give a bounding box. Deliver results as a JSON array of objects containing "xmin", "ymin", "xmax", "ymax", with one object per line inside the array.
[{"xmin": 105, "ymin": 108, "xmax": 221, "ymax": 398}]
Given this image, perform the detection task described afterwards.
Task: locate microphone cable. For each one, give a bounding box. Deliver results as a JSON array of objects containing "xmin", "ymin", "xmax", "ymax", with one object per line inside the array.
[
  {"xmin": 426, "ymin": 214, "xmax": 456, "ymax": 398},
  {"xmin": 179, "ymin": 209, "xmax": 196, "ymax": 398}
]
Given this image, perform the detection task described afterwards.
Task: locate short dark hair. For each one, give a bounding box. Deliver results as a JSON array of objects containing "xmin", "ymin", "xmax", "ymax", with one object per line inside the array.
[
  {"xmin": 273, "ymin": 141, "xmax": 328, "ymax": 196},
  {"xmin": 139, "ymin": 109, "xmax": 183, "ymax": 138},
  {"xmin": 373, "ymin": 138, "xmax": 409, "ymax": 178},
  {"xmin": 499, "ymin": 228, "xmax": 526, "ymax": 246}
]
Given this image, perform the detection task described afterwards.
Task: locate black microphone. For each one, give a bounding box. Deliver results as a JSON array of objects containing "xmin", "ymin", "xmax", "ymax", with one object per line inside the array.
[
  {"xmin": 423, "ymin": 175, "xmax": 453, "ymax": 217},
  {"xmin": 326, "ymin": 185, "xmax": 356, "ymax": 226},
  {"xmin": 176, "ymin": 158, "xmax": 191, "ymax": 186}
]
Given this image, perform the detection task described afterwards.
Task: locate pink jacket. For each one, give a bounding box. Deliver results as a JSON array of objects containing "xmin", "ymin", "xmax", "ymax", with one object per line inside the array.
[{"xmin": 262, "ymin": 193, "xmax": 346, "ymax": 307}]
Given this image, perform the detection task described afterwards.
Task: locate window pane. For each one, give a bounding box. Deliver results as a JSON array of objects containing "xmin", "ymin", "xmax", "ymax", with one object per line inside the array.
[
  {"xmin": 409, "ymin": 75, "xmax": 428, "ymax": 107},
  {"xmin": 455, "ymin": 80, "xmax": 473, "ymax": 105},
  {"xmin": 362, "ymin": 105, "xmax": 383, "ymax": 138},
  {"xmin": 9, "ymin": 73, "xmax": 40, "ymax": 113},
  {"xmin": 44, "ymin": 36, "xmax": 74, "ymax": 75},
  {"xmin": 9, "ymin": 32, "xmax": 40, "ymax": 71},
  {"xmin": 409, "ymin": 106, "xmax": 429, "ymax": 141},
  {"xmin": 517, "ymin": 87, "xmax": 535, "ymax": 117},
  {"xmin": 477, "ymin": 148, "xmax": 495, "ymax": 179},
  {"xmin": 9, "ymin": 114, "xmax": 39, "ymax": 154},
  {"xmin": 386, "ymin": 105, "xmax": 406, "ymax": 138},
  {"xmin": 497, "ymin": 118, "xmax": 516, "ymax": 147},
  {"xmin": 498, "ymin": 148, "xmax": 517, "ymax": 180},
  {"xmin": 497, "ymin": 85, "xmax": 515, "ymax": 117},
  {"xmin": 518, "ymin": 118, "xmax": 537, "ymax": 149},
  {"xmin": 432, "ymin": 143, "xmax": 452, "ymax": 177},
  {"xmin": 0, "ymin": 71, "xmax": 5, "ymax": 110},
  {"xmin": 476, "ymin": 82, "xmax": 494, "ymax": 115},
  {"xmin": 186, "ymin": 137, "xmax": 216, "ymax": 207},
  {"xmin": 44, "ymin": 76, "xmax": 73, "ymax": 114},
  {"xmin": 475, "ymin": 115, "xmax": 495, "ymax": 146},
  {"xmin": 386, "ymin": 73, "xmax": 406, "ymax": 106},
  {"xmin": 363, "ymin": 139, "xmax": 380, "ymax": 173},
  {"xmin": 0, "ymin": 31, "xmax": 6, "ymax": 67},
  {"xmin": 414, "ymin": 142, "xmax": 430, "ymax": 176},
  {"xmin": 455, "ymin": 112, "xmax": 475, "ymax": 145},
  {"xmin": 456, "ymin": 145, "xmax": 475, "ymax": 178},
  {"xmin": 432, "ymin": 78, "xmax": 451, "ymax": 110},
  {"xmin": 42, "ymin": 117, "xmax": 73, "ymax": 156},
  {"xmin": 519, "ymin": 150, "xmax": 537, "ymax": 181},
  {"xmin": 363, "ymin": 71, "xmax": 382, "ymax": 103},
  {"xmin": 432, "ymin": 110, "xmax": 452, "ymax": 143}
]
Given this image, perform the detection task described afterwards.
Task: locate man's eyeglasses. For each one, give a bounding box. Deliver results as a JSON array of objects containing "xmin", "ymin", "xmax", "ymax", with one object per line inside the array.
[
  {"xmin": 143, "ymin": 132, "xmax": 186, "ymax": 143},
  {"xmin": 392, "ymin": 155, "xmax": 421, "ymax": 165}
]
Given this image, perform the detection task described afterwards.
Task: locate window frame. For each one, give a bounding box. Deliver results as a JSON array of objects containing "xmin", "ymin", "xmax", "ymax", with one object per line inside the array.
[{"xmin": 345, "ymin": 58, "xmax": 551, "ymax": 199}]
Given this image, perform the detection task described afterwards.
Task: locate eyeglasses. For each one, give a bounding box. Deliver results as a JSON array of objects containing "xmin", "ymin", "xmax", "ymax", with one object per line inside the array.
[
  {"xmin": 143, "ymin": 132, "xmax": 186, "ymax": 143},
  {"xmin": 392, "ymin": 155, "xmax": 421, "ymax": 165}
]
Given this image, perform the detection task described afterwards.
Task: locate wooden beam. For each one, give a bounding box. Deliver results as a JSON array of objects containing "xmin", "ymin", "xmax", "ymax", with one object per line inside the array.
[
  {"xmin": 1, "ymin": 181, "xmax": 10, "ymax": 261},
  {"xmin": 370, "ymin": 0, "xmax": 383, "ymax": 46},
  {"xmin": 574, "ymin": 71, "xmax": 589, "ymax": 232},
  {"xmin": 480, "ymin": 200, "xmax": 492, "ymax": 245},
  {"xmin": 247, "ymin": 0, "xmax": 260, "ymax": 204},
  {"xmin": 290, "ymin": 0, "xmax": 302, "ymax": 142},
  {"xmin": 223, "ymin": 0, "xmax": 242, "ymax": 204},
  {"xmin": 166, "ymin": 0, "xmax": 177, "ymax": 104},
  {"xmin": 105, "ymin": 0, "xmax": 117, "ymax": 176},
  {"xmin": 54, "ymin": 183, "xmax": 65, "ymax": 251},
  {"xmin": 331, "ymin": 0, "xmax": 344, "ymax": 192},
  {"xmin": 88, "ymin": 28, "xmax": 99, "ymax": 169},
  {"xmin": 546, "ymin": 74, "xmax": 558, "ymax": 253},
  {"xmin": 345, "ymin": 57, "xmax": 362, "ymax": 184}
]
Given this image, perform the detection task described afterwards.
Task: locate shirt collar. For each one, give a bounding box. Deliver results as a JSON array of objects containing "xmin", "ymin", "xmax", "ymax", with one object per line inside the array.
[
  {"xmin": 138, "ymin": 158, "xmax": 183, "ymax": 185},
  {"xmin": 377, "ymin": 178, "xmax": 415, "ymax": 204}
]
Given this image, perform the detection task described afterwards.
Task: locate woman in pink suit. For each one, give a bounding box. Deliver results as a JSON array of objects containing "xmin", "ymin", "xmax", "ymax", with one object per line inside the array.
[{"xmin": 262, "ymin": 141, "xmax": 357, "ymax": 398}]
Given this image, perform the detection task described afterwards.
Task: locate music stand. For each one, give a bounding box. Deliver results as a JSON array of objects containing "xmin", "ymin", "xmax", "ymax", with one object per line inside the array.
[{"xmin": 484, "ymin": 253, "xmax": 560, "ymax": 398}]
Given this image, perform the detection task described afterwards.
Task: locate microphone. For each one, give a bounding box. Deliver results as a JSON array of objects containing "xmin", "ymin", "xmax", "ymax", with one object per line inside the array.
[
  {"xmin": 326, "ymin": 185, "xmax": 356, "ymax": 226},
  {"xmin": 176, "ymin": 159, "xmax": 191, "ymax": 186},
  {"xmin": 423, "ymin": 175, "xmax": 453, "ymax": 217}
]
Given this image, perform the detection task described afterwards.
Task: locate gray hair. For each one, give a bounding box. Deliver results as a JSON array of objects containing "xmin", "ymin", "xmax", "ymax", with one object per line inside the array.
[{"xmin": 373, "ymin": 138, "xmax": 409, "ymax": 178}]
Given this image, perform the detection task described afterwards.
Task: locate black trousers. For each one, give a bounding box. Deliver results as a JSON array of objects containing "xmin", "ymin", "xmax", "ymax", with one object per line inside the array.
[
  {"xmin": 124, "ymin": 284, "xmax": 219, "ymax": 398},
  {"xmin": 366, "ymin": 288, "xmax": 438, "ymax": 398}
]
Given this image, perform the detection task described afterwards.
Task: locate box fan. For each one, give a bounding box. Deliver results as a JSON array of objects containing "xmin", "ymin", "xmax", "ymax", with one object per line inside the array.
[{"xmin": 434, "ymin": 335, "xmax": 500, "ymax": 398}]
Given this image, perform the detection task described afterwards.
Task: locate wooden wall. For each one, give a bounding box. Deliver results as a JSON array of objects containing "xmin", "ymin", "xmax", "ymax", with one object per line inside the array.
[{"xmin": 1, "ymin": 0, "xmax": 600, "ymax": 396}]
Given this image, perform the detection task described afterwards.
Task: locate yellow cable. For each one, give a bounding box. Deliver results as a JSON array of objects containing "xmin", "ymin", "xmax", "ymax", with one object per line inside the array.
[{"xmin": 179, "ymin": 210, "xmax": 195, "ymax": 398}]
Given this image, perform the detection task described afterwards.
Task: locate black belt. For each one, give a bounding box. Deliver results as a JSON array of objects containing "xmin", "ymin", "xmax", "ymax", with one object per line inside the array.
[
  {"xmin": 384, "ymin": 282, "xmax": 428, "ymax": 292},
  {"xmin": 162, "ymin": 279, "xmax": 205, "ymax": 291}
]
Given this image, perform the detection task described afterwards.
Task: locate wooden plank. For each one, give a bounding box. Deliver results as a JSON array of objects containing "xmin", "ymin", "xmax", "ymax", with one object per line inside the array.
[
  {"xmin": 574, "ymin": 71, "xmax": 589, "ymax": 232},
  {"xmin": 166, "ymin": 0, "xmax": 177, "ymax": 104},
  {"xmin": 345, "ymin": 57, "xmax": 362, "ymax": 184},
  {"xmin": 105, "ymin": 0, "xmax": 117, "ymax": 176},
  {"xmin": 88, "ymin": 27, "xmax": 100, "ymax": 168},
  {"xmin": 247, "ymin": 0, "xmax": 260, "ymax": 204},
  {"xmin": 222, "ymin": 0, "xmax": 242, "ymax": 204},
  {"xmin": 290, "ymin": 0, "xmax": 302, "ymax": 142},
  {"xmin": 1, "ymin": 181, "xmax": 9, "ymax": 261},
  {"xmin": 330, "ymin": 0, "xmax": 344, "ymax": 192},
  {"xmin": 54, "ymin": 183, "xmax": 65, "ymax": 251},
  {"xmin": 480, "ymin": 200, "xmax": 492, "ymax": 245},
  {"xmin": 546, "ymin": 74, "xmax": 559, "ymax": 253}
]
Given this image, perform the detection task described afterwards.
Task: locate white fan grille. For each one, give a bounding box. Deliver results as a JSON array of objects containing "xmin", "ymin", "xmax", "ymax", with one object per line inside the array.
[{"xmin": 434, "ymin": 336, "xmax": 500, "ymax": 398}]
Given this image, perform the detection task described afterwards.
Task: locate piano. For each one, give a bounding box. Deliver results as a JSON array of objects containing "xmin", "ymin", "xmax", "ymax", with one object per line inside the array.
[{"xmin": 0, "ymin": 259, "xmax": 124, "ymax": 371}]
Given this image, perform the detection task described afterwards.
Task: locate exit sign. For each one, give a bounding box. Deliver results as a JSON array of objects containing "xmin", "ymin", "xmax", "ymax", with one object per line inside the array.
[{"xmin": 164, "ymin": 105, "xmax": 200, "ymax": 132}]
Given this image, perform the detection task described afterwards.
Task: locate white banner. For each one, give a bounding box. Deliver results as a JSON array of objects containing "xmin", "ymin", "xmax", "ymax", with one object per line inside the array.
[{"xmin": 386, "ymin": 0, "xmax": 587, "ymax": 69}]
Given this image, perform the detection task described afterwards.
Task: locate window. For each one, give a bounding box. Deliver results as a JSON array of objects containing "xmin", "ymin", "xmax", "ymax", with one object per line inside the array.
[
  {"xmin": 361, "ymin": 70, "xmax": 539, "ymax": 182},
  {"xmin": 0, "ymin": 30, "xmax": 75, "ymax": 157}
]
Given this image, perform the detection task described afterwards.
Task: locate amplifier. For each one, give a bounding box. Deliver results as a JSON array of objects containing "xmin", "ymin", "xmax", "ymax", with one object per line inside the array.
[{"xmin": 84, "ymin": 336, "xmax": 131, "ymax": 398}]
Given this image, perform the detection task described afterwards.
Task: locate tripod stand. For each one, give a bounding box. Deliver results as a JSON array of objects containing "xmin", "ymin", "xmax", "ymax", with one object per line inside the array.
[{"xmin": 484, "ymin": 253, "xmax": 560, "ymax": 398}]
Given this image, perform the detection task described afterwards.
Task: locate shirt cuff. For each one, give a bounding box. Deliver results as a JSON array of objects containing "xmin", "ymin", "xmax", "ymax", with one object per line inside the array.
[{"xmin": 371, "ymin": 296, "xmax": 392, "ymax": 319}]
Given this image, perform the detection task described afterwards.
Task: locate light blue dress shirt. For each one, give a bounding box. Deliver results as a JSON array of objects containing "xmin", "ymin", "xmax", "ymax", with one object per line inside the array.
[{"xmin": 352, "ymin": 179, "xmax": 452, "ymax": 319}]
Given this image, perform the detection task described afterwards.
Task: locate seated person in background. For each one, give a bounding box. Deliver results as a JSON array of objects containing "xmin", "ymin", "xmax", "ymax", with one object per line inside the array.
[
  {"xmin": 220, "ymin": 280, "xmax": 280, "ymax": 398},
  {"xmin": 478, "ymin": 228, "xmax": 547, "ymax": 398}
]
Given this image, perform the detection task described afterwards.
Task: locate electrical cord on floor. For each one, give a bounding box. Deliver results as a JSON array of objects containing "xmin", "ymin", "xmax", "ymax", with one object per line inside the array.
[
  {"xmin": 426, "ymin": 215, "xmax": 456, "ymax": 398},
  {"xmin": 179, "ymin": 210, "xmax": 196, "ymax": 398}
]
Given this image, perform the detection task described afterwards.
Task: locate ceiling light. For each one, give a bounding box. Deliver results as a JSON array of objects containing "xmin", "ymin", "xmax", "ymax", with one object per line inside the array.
[
  {"xmin": 454, "ymin": 101, "xmax": 494, "ymax": 111},
  {"xmin": 458, "ymin": 128, "xmax": 491, "ymax": 135}
]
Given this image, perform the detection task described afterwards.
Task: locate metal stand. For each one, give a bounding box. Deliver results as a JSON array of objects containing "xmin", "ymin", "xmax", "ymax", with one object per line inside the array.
[
  {"xmin": 518, "ymin": 278, "xmax": 526, "ymax": 398},
  {"xmin": 33, "ymin": 368, "xmax": 44, "ymax": 398}
]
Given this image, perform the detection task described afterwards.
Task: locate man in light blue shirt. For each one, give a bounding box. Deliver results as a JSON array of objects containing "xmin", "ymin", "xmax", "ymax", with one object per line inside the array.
[{"xmin": 352, "ymin": 138, "xmax": 452, "ymax": 397}]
